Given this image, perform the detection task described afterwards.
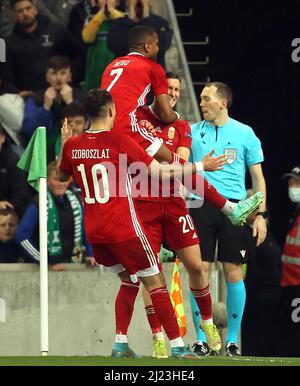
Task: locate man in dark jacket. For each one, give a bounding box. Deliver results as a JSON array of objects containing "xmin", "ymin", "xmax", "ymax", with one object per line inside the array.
[
  {"xmin": 4, "ymin": 0, "xmax": 83, "ymax": 93},
  {"xmin": 0, "ymin": 123, "xmax": 34, "ymax": 216}
]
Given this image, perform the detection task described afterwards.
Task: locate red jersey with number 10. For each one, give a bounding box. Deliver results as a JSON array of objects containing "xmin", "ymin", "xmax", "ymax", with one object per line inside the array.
[
  {"xmin": 101, "ymin": 53, "xmax": 168, "ymax": 136},
  {"xmin": 59, "ymin": 131, "xmax": 153, "ymax": 244}
]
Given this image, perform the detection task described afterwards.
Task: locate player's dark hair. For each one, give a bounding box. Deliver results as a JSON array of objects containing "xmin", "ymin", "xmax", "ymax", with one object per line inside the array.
[
  {"xmin": 62, "ymin": 102, "xmax": 87, "ymax": 121},
  {"xmin": 128, "ymin": 25, "xmax": 156, "ymax": 50},
  {"xmin": 47, "ymin": 56, "xmax": 71, "ymax": 71},
  {"xmin": 83, "ymin": 89, "xmax": 113, "ymax": 119},
  {"xmin": 11, "ymin": 0, "xmax": 33, "ymax": 7},
  {"xmin": 205, "ymin": 81, "xmax": 233, "ymax": 108},
  {"xmin": 166, "ymin": 71, "xmax": 181, "ymax": 83}
]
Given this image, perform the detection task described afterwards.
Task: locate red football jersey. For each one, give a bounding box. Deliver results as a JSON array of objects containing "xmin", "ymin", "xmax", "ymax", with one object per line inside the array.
[
  {"xmin": 136, "ymin": 106, "xmax": 191, "ymax": 151},
  {"xmin": 101, "ymin": 53, "xmax": 168, "ymax": 136},
  {"xmin": 59, "ymin": 130, "xmax": 153, "ymax": 244},
  {"xmin": 135, "ymin": 106, "xmax": 192, "ymax": 201}
]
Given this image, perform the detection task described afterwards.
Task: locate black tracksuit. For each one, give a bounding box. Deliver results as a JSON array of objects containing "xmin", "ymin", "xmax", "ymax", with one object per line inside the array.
[{"xmin": 4, "ymin": 15, "xmax": 84, "ymax": 91}]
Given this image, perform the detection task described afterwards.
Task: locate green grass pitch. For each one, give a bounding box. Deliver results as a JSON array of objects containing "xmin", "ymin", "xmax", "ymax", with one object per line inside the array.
[{"xmin": 0, "ymin": 356, "xmax": 299, "ymax": 366}]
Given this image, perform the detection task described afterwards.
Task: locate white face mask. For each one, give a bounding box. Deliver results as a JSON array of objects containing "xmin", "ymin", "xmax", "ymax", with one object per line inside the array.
[{"xmin": 288, "ymin": 187, "xmax": 300, "ymax": 203}]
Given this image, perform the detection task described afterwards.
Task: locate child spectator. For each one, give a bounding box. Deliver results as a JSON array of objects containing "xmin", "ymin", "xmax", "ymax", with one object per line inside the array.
[
  {"xmin": 0, "ymin": 208, "xmax": 26, "ymax": 263},
  {"xmin": 22, "ymin": 56, "xmax": 84, "ymax": 162},
  {"xmin": 15, "ymin": 161, "xmax": 95, "ymax": 270},
  {"xmin": 54, "ymin": 102, "xmax": 88, "ymax": 159},
  {"xmin": 0, "ymin": 123, "xmax": 34, "ymax": 216}
]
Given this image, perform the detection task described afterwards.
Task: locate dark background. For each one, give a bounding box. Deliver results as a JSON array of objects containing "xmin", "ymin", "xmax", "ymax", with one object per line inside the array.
[{"xmin": 173, "ymin": 0, "xmax": 300, "ymax": 246}]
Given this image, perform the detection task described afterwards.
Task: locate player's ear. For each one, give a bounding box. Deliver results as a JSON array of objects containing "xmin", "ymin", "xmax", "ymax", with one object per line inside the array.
[
  {"xmin": 219, "ymin": 98, "xmax": 227, "ymax": 109},
  {"xmin": 144, "ymin": 42, "xmax": 150, "ymax": 53}
]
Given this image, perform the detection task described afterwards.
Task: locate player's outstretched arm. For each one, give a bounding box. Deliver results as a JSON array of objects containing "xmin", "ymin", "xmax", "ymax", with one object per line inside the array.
[
  {"xmin": 154, "ymin": 143, "xmax": 227, "ymax": 171},
  {"xmin": 147, "ymin": 159, "xmax": 201, "ymax": 180}
]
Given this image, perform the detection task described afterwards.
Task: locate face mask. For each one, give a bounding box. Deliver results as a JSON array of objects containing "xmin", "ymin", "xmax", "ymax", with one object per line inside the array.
[{"xmin": 288, "ymin": 187, "xmax": 300, "ymax": 203}]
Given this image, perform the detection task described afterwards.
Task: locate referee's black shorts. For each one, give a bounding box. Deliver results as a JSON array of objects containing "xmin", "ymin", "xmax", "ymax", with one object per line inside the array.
[{"xmin": 189, "ymin": 200, "xmax": 248, "ymax": 264}]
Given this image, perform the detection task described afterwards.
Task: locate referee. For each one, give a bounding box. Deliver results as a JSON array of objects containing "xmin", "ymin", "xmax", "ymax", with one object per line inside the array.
[{"xmin": 189, "ymin": 82, "xmax": 267, "ymax": 356}]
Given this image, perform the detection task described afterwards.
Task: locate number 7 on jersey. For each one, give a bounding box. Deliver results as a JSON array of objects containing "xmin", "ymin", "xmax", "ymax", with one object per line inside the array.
[{"xmin": 106, "ymin": 68, "xmax": 123, "ymax": 92}]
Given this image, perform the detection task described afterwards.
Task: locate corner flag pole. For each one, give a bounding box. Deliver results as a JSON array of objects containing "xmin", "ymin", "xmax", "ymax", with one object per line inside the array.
[
  {"xmin": 17, "ymin": 127, "xmax": 49, "ymax": 355},
  {"xmin": 39, "ymin": 175, "xmax": 48, "ymax": 356}
]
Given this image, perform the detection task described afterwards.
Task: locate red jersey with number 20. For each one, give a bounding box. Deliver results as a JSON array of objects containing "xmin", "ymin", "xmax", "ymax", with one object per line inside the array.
[
  {"xmin": 101, "ymin": 53, "xmax": 168, "ymax": 136},
  {"xmin": 59, "ymin": 131, "xmax": 153, "ymax": 244}
]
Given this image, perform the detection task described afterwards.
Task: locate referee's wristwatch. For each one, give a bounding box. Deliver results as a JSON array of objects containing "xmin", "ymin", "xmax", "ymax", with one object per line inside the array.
[{"xmin": 256, "ymin": 211, "xmax": 268, "ymax": 219}]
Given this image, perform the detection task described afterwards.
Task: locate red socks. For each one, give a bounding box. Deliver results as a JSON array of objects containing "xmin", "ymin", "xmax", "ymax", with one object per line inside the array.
[
  {"xmin": 115, "ymin": 281, "xmax": 140, "ymax": 335},
  {"xmin": 149, "ymin": 286, "xmax": 180, "ymax": 340},
  {"xmin": 190, "ymin": 285, "xmax": 212, "ymax": 320},
  {"xmin": 145, "ymin": 305, "xmax": 162, "ymax": 334}
]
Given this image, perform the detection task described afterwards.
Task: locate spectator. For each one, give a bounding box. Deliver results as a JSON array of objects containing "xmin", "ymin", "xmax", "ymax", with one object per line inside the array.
[
  {"xmin": 15, "ymin": 161, "xmax": 95, "ymax": 270},
  {"xmin": 1, "ymin": 0, "xmax": 82, "ymax": 38},
  {"xmin": 0, "ymin": 93, "xmax": 24, "ymax": 147},
  {"xmin": 81, "ymin": 0, "xmax": 124, "ymax": 89},
  {"xmin": 0, "ymin": 123, "xmax": 34, "ymax": 216},
  {"xmin": 0, "ymin": 0, "xmax": 13, "ymax": 38},
  {"xmin": 107, "ymin": 0, "xmax": 172, "ymax": 67},
  {"xmin": 54, "ymin": 102, "xmax": 88, "ymax": 159},
  {"xmin": 242, "ymin": 189, "xmax": 282, "ymax": 357},
  {"xmin": 22, "ymin": 55, "xmax": 84, "ymax": 162},
  {"xmin": 0, "ymin": 65, "xmax": 19, "ymax": 94},
  {"xmin": 0, "ymin": 208, "xmax": 27, "ymax": 263},
  {"xmin": 36, "ymin": 0, "xmax": 81, "ymax": 26},
  {"xmin": 4, "ymin": 0, "xmax": 84, "ymax": 93},
  {"xmin": 279, "ymin": 166, "xmax": 300, "ymax": 357}
]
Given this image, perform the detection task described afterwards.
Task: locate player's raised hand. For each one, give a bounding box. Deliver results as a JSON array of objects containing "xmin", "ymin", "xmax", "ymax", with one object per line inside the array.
[
  {"xmin": 61, "ymin": 118, "xmax": 73, "ymax": 145},
  {"xmin": 202, "ymin": 150, "xmax": 227, "ymax": 171}
]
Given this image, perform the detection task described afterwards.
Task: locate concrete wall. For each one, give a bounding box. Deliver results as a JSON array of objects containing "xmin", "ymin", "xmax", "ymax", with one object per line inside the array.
[{"xmin": 0, "ymin": 263, "xmax": 225, "ymax": 356}]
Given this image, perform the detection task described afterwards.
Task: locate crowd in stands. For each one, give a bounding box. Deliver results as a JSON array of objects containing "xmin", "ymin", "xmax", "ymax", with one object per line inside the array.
[
  {"xmin": 0, "ymin": 0, "xmax": 173, "ymax": 268},
  {"xmin": 0, "ymin": 0, "xmax": 299, "ymax": 358}
]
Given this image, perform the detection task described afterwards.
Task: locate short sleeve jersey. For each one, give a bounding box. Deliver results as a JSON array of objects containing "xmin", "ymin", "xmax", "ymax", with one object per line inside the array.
[
  {"xmin": 135, "ymin": 106, "xmax": 192, "ymax": 201},
  {"xmin": 59, "ymin": 131, "xmax": 153, "ymax": 243},
  {"xmin": 101, "ymin": 54, "xmax": 168, "ymax": 135},
  {"xmin": 190, "ymin": 117, "xmax": 264, "ymax": 200}
]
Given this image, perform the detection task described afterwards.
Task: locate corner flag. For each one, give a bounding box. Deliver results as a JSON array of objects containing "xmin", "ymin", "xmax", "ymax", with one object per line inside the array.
[
  {"xmin": 170, "ymin": 258, "xmax": 187, "ymax": 337},
  {"xmin": 17, "ymin": 127, "xmax": 47, "ymax": 191},
  {"xmin": 17, "ymin": 126, "xmax": 49, "ymax": 355}
]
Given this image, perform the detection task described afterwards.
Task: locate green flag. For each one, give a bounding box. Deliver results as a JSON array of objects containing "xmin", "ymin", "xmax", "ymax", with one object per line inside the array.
[{"xmin": 17, "ymin": 127, "xmax": 47, "ymax": 191}]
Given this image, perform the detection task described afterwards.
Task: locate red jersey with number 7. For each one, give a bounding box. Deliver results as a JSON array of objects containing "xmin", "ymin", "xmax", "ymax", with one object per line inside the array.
[
  {"xmin": 101, "ymin": 53, "xmax": 168, "ymax": 136},
  {"xmin": 59, "ymin": 130, "xmax": 153, "ymax": 244}
]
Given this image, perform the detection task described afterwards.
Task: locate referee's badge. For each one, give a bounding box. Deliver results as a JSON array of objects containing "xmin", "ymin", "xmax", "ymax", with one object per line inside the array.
[{"xmin": 224, "ymin": 148, "xmax": 237, "ymax": 164}]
